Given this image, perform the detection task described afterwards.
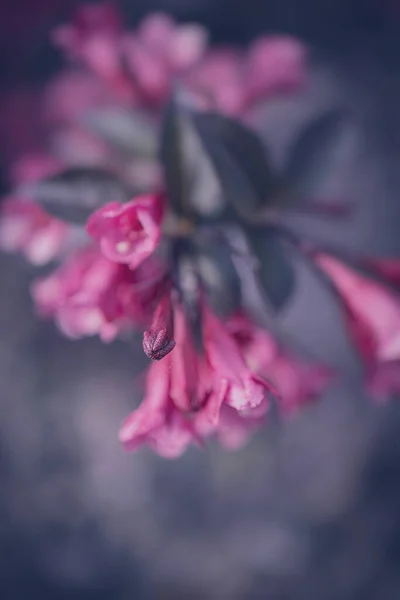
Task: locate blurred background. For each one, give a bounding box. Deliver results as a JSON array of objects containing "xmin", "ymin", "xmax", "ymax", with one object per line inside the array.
[{"xmin": 1, "ymin": 1, "xmax": 400, "ymax": 599}]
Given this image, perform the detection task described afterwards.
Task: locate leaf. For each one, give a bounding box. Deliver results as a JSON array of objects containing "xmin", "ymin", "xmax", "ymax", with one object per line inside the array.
[
  {"xmin": 160, "ymin": 95, "xmax": 225, "ymax": 220},
  {"xmin": 19, "ymin": 167, "xmax": 130, "ymax": 225},
  {"xmin": 245, "ymin": 227, "xmax": 296, "ymax": 310},
  {"xmin": 160, "ymin": 92, "xmax": 275, "ymax": 222},
  {"xmin": 196, "ymin": 236, "xmax": 242, "ymax": 316},
  {"xmin": 283, "ymin": 109, "xmax": 347, "ymax": 200},
  {"xmin": 81, "ymin": 108, "xmax": 158, "ymax": 157},
  {"xmin": 192, "ymin": 112, "xmax": 276, "ymax": 219}
]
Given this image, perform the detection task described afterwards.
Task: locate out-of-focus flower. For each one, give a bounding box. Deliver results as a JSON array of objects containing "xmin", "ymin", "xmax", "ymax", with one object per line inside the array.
[
  {"xmin": 0, "ymin": 198, "xmax": 68, "ymax": 266},
  {"xmin": 52, "ymin": 2, "xmax": 130, "ymax": 95},
  {"xmin": 31, "ymin": 247, "xmax": 164, "ymax": 341},
  {"xmin": 122, "ymin": 12, "xmax": 208, "ymax": 105},
  {"xmin": 0, "ymin": 153, "xmax": 70, "ymax": 266},
  {"xmin": 52, "ymin": 4, "xmax": 306, "ymax": 116},
  {"xmin": 314, "ymin": 253, "xmax": 400, "ymax": 401},
  {"xmin": 86, "ymin": 193, "xmax": 164, "ymax": 268},
  {"xmin": 245, "ymin": 36, "xmax": 308, "ymax": 100},
  {"xmin": 186, "ymin": 36, "xmax": 308, "ymax": 116}
]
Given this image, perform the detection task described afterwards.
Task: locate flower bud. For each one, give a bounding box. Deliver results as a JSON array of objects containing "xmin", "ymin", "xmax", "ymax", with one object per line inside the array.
[{"xmin": 143, "ymin": 290, "xmax": 175, "ymax": 360}]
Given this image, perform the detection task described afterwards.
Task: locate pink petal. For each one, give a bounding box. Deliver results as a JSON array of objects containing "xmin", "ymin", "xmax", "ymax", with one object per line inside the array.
[{"xmin": 315, "ymin": 253, "xmax": 400, "ymax": 362}]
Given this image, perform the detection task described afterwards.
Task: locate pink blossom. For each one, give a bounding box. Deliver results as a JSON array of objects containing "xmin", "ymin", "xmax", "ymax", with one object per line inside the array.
[
  {"xmin": 52, "ymin": 3, "xmax": 130, "ymax": 96},
  {"xmin": 119, "ymin": 358, "xmax": 196, "ymax": 458},
  {"xmin": 0, "ymin": 198, "xmax": 67, "ymax": 266},
  {"xmin": 120, "ymin": 302, "xmax": 231, "ymax": 457},
  {"xmin": 227, "ymin": 313, "xmax": 332, "ymax": 416},
  {"xmin": 86, "ymin": 193, "xmax": 164, "ymax": 268},
  {"xmin": 0, "ymin": 154, "xmax": 69, "ymax": 266},
  {"xmin": 203, "ymin": 306, "xmax": 275, "ymax": 411},
  {"xmin": 186, "ymin": 49, "xmax": 245, "ymax": 115},
  {"xmin": 121, "ymin": 13, "xmax": 208, "ymax": 104},
  {"xmin": 31, "ymin": 247, "xmax": 163, "ymax": 341},
  {"xmin": 119, "ymin": 323, "xmax": 225, "ymax": 458},
  {"xmin": 121, "ymin": 301, "xmax": 277, "ymax": 457},
  {"xmin": 120, "ymin": 353, "xmax": 269, "ymax": 457},
  {"xmin": 245, "ymin": 36, "xmax": 308, "ymax": 102},
  {"xmin": 136, "ymin": 13, "xmax": 208, "ymax": 72},
  {"xmin": 53, "ymin": 6, "xmax": 306, "ymax": 116},
  {"xmin": 314, "ymin": 253, "xmax": 400, "ymax": 400},
  {"xmin": 186, "ymin": 35, "xmax": 307, "ymax": 116}
]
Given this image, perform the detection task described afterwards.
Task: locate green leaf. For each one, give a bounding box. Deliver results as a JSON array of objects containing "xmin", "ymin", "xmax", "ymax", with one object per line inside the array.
[
  {"xmin": 160, "ymin": 95, "xmax": 225, "ymax": 220},
  {"xmin": 245, "ymin": 227, "xmax": 296, "ymax": 310},
  {"xmin": 196, "ymin": 236, "xmax": 242, "ymax": 316},
  {"xmin": 192, "ymin": 112, "xmax": 276, "ymax": 219},
  {"xmin": 19, "ymin": 167, "xmax": 130, "ymax": 225},
  {"xmin": 159, "ymin": 92, "xmax": 275, "ymax": 222},
  {"xmin": 81, "ymin": 108, "xmax": 158, "ymax": 157}
]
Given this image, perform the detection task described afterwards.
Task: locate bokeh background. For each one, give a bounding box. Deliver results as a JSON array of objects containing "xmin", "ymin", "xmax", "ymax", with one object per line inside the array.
[{"xmin": 1, "ymin": 1, "xmax": 400, "ymax": 598}]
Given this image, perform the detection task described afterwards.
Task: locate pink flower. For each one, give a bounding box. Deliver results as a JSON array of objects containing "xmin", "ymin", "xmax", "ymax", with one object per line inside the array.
[
  {"xmin": 186, "ymin": 49, "xmax": 246, "ymax": 115},
  {"xmin": 245, "ymin": 36, "xmax": 308, "ymax": 102},
  {"xmin": 120, "ymin": 301, "xmax": 277, "ymax": 457},
  {"xmin": 31, "ymin": 247, "xmax": 163, "ymax": 340},
  {"xmin": 186, "ymin": 35, "xmax": 307, "ymax": 116},
  {"xmin": 86, "ymin": 193, "xmax": 164, "ymax": 268},
  {"xmin": 314, "ymin": 253, "xmax": 400, "ymax": 400},
  {"xmin": 119, "ymin": 358, "xmax": 197, "ymax": 458},
  {"xmin": 52, "ymin": 3, "xmax": 129, "ymax": 93},
  {"xmin": 226, "ymin": 314, "xmax": 332, "ymax": 416},
  {"xmin": 203, "ymin": 306, "xmax": 275, "ymax": 411},
  {"xmin": 167, "ymin": 302, "xmax": 214, "ymax": 413},
  {"xmin": 121, "ymin": 13, "xmax": 208, "ymax": 104},
  {"xmin": 0, "ymin": 198, "xmax": 67, "ymax": 266},
  {"xmin": 119, "ymin": 317, "xmax": 228, "ymax": 458},
  {"xmin": 120, "ymin": 302, "xmax": 229, "ymax": 457},
  {"xmin": 137, "ymin": 13, "xmax": 208, "ymax": 71}
]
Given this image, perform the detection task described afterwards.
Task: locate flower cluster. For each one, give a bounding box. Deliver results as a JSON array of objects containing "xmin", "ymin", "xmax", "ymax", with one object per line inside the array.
[{"xmin": 1, "ymin": 3, "xmax": 400, "ymax": 459}]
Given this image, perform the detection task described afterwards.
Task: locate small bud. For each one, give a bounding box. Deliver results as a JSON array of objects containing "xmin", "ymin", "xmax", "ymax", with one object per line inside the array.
[
  {"xmin": 143, "ymin": 290, "xmax": 175, "ymax": 360},
  {"xmin": 143, "ymin": 329, "xmax": 176, "ymax": 360}
]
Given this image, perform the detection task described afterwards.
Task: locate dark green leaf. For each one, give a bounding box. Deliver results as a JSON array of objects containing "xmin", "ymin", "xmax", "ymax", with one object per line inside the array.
[
  {"xmin": 284, "ymin": 109, "xmax": 347, "ymax": 200},
  {"xmin": 245, "ymin": 227, "xmax": 296, "ymax": 310},
  {"xmin": 196, "ymin": 235, "xmax": 242, "ymax": 316},
  {"xmin": 160, "ymin": 96, "xmax": 225, "ymax": 220},
  {"xmin": 192, "ymin": 113, "xmax": 275, "ymax": 218},
  {"xmin": 19, "ymin": 167, "xmax": 130, "ymax": 225},
  {"xmin": 81, "ymin": 108, "xmax": 158, "ymax": 157}
]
